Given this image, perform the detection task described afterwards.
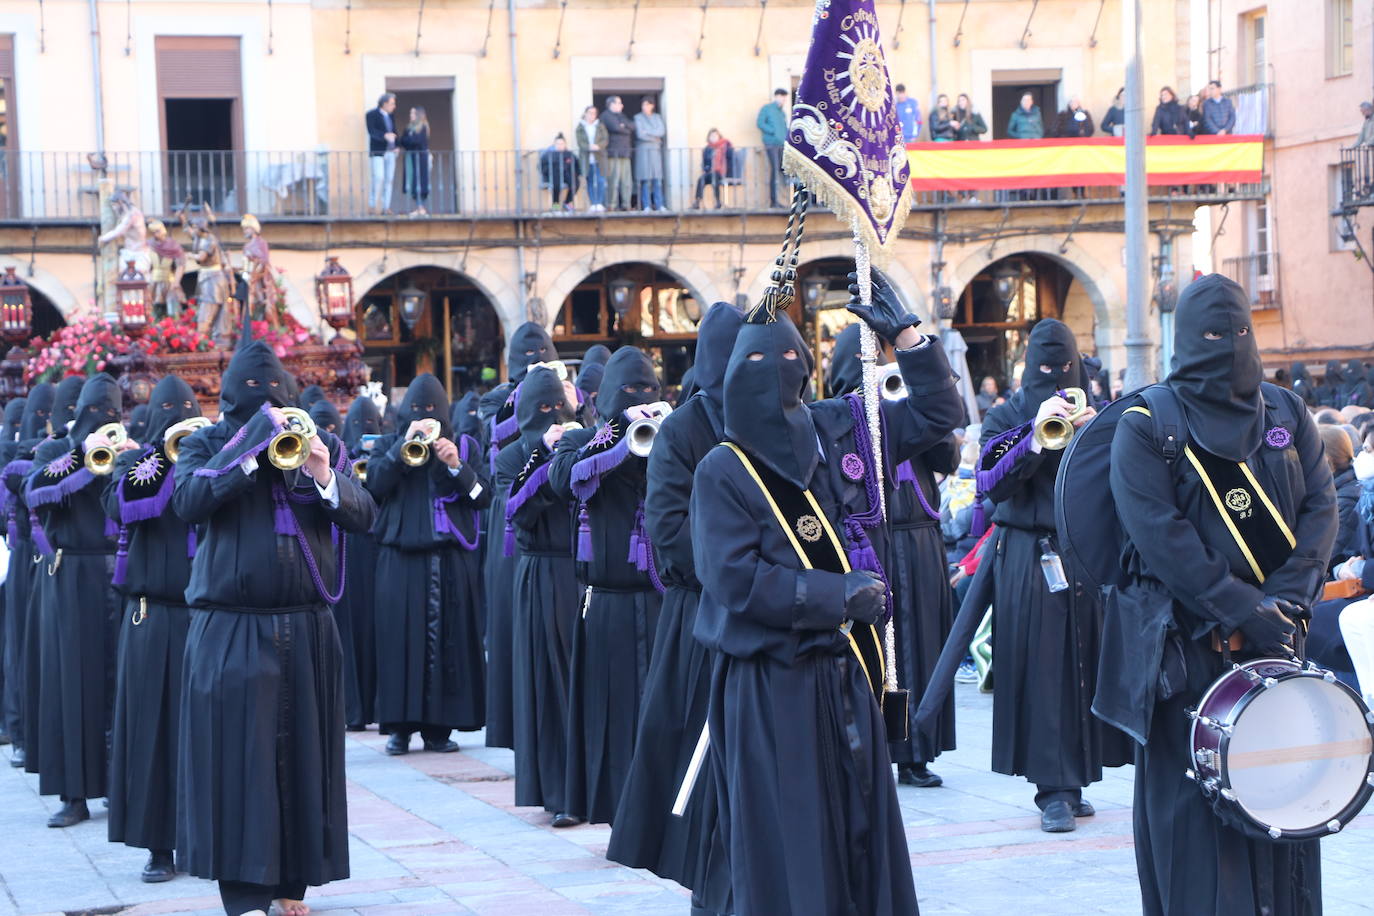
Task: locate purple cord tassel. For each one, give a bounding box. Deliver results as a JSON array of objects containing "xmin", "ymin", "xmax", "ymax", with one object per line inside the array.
[
  {"xmin": 187, "ymin": 526, "xmax": 197, "ymax": 558},
  {"xmin": 112, "ymin": 525, "xmax": 130, "ymax": 586},
  {"xmin": 272, "ymin": 486, "xmax": 296, "ymax": 535},
  {"xmin": 576, "ymin": 505, "xmax": 593, "ymax": 561},
  {"xmin": 969, "ymin": 496, "xmax": 987, "ymax": 537},
  {"xmin": 29, "ymin": 510, "xmax": 52, "ymax": 556},
  {"xmin": 503, "ymin": 522, "xmax": 516, "ymax": 558}
]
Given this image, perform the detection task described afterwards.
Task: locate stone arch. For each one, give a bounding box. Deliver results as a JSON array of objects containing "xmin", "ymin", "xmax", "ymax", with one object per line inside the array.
[
  {"xmin": 742, "ymin": 236, "xmax": 929, "ymax": 319},
  {"xmin": 0, "ymin": 257, "xmax": 79, "ymax": 321},
  {"xmin": 539, "ymin": 245, "xmax": 724, "ymax": 323},
  {"xmin": 350, "ymin": 250, "xmax": 519, "ymax": 334}
]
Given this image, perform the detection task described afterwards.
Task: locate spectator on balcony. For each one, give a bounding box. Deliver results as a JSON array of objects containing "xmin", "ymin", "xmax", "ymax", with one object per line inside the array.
[
  {"xmin": 757, "ymin": 88, "xmax": 790, "ymax": 208},
  {"xmin": 366, "ymin": 92, "xmax": 399, "ymax": 215},
  {"xmin": 1185, "ymin": 93, "xmax": 1205, "ymax": 138},
  {"xmin": 1356, "ymin": 102, "xmax": 1374, "ymax": 146},
  {"xmin": 1007, "ymin": 92, "xmax": 1044, "ymax": 139},
  {"xmin": 954, "ymin": 94, "xmax": 988, "ymax": 141},
  {"xmin": 575, "ymin": 105, "xmax": 609, "ymax": 212},
  {"xmin": 692, "ymin": 128, "xmax": 732, "ymax": 210},
  {"xmin": 1100, "ymin": 88, "xmax": 1125, "ymax": 137},
  {"xmin": 930, "ymin": 95, "xmax": 959, "ymax": 142},
  {"xmin": 603, "ymin": 96, "xmax": 635, "ymax": 211},
  {"xmin": 1052, "ymin": 97, "xmax": 1095, "ymax": 138},
  {"xmin": 1201, "ymin": 80, "xmax": 1235, "ymax": 136},
  {"xmin": 400, "ymin": 107, "xmax": 431, "ymax": 218},
  {"xmin": 540, "ymin": 134, "xmax": 581, "ymax": 213},
  {"xmin": 633, "ymin": 97, "xmax": 666, "ymax": 212},
  {"xmin": 895, "ymin": 83, "xmax": 923, "ymax": 142},
  {"xmin": 1150, "ymin": 87, "xmax": 1188, "ymax": 136}
]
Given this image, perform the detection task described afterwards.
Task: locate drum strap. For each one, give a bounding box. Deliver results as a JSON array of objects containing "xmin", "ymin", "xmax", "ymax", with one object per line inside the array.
[{"xmin": 722, "ymin": 441, "xmax": 884, "ymax": 697}]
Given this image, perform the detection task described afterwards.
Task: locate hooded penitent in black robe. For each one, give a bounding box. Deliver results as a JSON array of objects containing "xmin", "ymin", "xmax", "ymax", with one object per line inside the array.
[
  {"xmin": 338, "ymin": 395, "xmax": 382, "ymax": 728},
  {"xmin": 366, "ymin": 374, "xmax": 490, "ymax": 740},
  {"xmin": 1101, "ymin": 275, "xmax": 1336, "ymax": 916},
  {"xmin": 24, "ymin": 373, "xmax": 123, "ymax": 802},
  {"xmin": 1315, "ymin": 360, "xmax": 1344, "ymax": 409},
  {"xmin": 1339, "ymin": 359, "xmax": 1367, "ymax": 408},
  {"xmin": 5, "ymin": 385, "xmax": 54, "ymax": 765},
  {"xmin": 827, "ymin": 323, "xmax": 961, "ymax": 770},
  {"xmin": 298, "ymin": 384, "xmax": 326, "ymax": 412},
  {"xmin": 548, "ymin": 346, "xmax": 664, "ymax": 825},
  {"xmin": 482, "ymin": 322, "xmax": 557, "ymax": 749},
  {"xmin": 607, "ymin": 303, "xmax": 741, "ymax": 907},
  {"xmin": 576, "ymin": 344, "xmax": 611, "ymax": 426},
  {"xmin": 127, "ymin": 403, "xmax": 150, "ymax": 444},
  {"xmin": 502, "ymin": 367, "xmax": 580, "ymax": 815},
  {"xmin": 693, "ymin": 311, "xmax": 962, "ymax": 916},
  {"xmin": 1290, "ymin": 362, "xmax": 1317, "ymax": 408},
  {"xmin": 977, "ymin": 320, "xmax": 1129, "ymax": 808},
  {"xmin": 105, "ymin": 375, "xmax": 202, "ymax": 853},
  {"xmin": 18, "ymin": 376, "xmax": 81, "ymax": 777},
  {"xmin": 0, "ymin": 395, "xmax": 26, "ymax": 744},
  {"xmin": 308, "ymin": 399, "xmax": 343, "ymax": 437},
  {"xmin": 173, "ymin": 334, "xmax": 375, "ymax": 894}
]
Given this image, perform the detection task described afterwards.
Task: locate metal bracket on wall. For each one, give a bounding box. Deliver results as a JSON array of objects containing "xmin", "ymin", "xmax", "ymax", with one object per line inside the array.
[
  {"xmin": 892, "ymin": 0, "xmax": 907, "ymax": 49},
  {"xmin": 1060, "ymin": 203, "xmax": 1087, "ymax": 254},
  {"xmin": 695, "ymin": 0, "xmax": 710, "ymax": 60},
  {"xmin": 458, "ymin": 219, "xmax": 478, "ymax": 276},
  {"xmin": 626, "ymin": 0, "xmax": 641, "ymax": 61},
  {"xmin": 414, "ymin": 0, "xmax": 426, "ymax": 57},
  {"xmin": 1088, "ymin": 0, "xmax": 1106, "ymax": 48},
  {"xmin": 344, "ymin": 0, "xmax": 352, "ymax": 54},
  {"xmin": 1019, "ymin": 0, "xmax": 1039, "ymax": 50},
  {"xmin": 986, "ymin": 208, "xmax": 1012, "ymax": 260},
  {"xmin": 753, "ymin": 0, "xmax": 767, "ymax": 57},
  {"xmin": 479, "ymin": 0, "xmax": 495, "ymax": 58},
  {"xmin": 952, "ymin": 0, "xmax": 969, "ymax": 47},
  {"xmin": 552, "ymin": 0, "xmax": 569, "ymax": 59},
  {"xmin": 267, "ymin": 0, "xmax": 275, "ymax": 55},
  {"xmin": 665, "ymin": 215, "xmax": 684, "ymax": 268}
]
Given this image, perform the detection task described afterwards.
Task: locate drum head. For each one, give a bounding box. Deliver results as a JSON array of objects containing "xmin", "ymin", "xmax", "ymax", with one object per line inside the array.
[{"xmin": 1226, "ymin": 673, "xmax": 1374, "ymax": 833}]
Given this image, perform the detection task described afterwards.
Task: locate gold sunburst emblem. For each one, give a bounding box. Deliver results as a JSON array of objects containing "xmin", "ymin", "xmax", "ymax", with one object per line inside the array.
[
  {"xmin": 796, "ymin": 514, "xmax": 824, "ymax": 543},
  {"xmin": 846, "ymin": 36, "xmax": 887, "ymax": 114},
  {"xmin": 1224, "ymin": 488, "xmax": 1252, "ymax": 515},
  {"xmin": 866, "ymin": 171, "xmax": 895, "ymax": 224}
]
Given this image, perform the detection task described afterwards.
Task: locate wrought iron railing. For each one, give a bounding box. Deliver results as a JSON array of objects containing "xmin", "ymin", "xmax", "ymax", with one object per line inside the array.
[
  {"xmin": 1339, "ymin": 145, "xmax": 1374, "ymax": 210},
  {"xmin": 1223, "ymin": 251, "xmax": 1280, "ymax": 309},
  {"xmin": 0, "ymin": 147, "xmax": 1269, "ymax": 222}
]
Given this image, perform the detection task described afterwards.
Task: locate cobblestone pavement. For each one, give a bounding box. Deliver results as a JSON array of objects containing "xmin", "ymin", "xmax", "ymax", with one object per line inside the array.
[{"xmin": 1, "ymin": 683, "xmax": 1371, "ymax": 915}]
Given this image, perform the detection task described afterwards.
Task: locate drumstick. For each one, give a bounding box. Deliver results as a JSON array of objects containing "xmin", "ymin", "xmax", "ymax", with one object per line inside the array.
[{"xmin": 1227, "ymin": 736, "xmax": 1373, "ymax": 770}]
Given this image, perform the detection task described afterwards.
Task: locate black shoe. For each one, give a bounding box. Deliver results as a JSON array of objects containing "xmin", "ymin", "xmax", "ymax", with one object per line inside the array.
[
  {"xmin": 9, "ymin": 746, "xmax": 24, "ymax": 768},
  {"xmin": 141, "ymin": 850, "xmax": 176, "ymax": 883},
  {"xmin": 345, "ymin": 722, "xmax": 367, "ymax": 732},
  {"xmin": 0, "ymin": 729, "xmax": 10, "ymax": 746},
  {"xmin": 385, "ymin": 733, "xmax": 410, "ymax": 756},
  {"xmin": 47, "ymin": 799, "xmax": 90, "ymax": 828},
  {"xmin": 422, "ymin": 738, "xmax": 460, "ymax": 753},
  {"xmin": 897, "ymin": 764, "xmax": 943, "ymax": 788},
  {"xmin": 1040, "ymin": 800, "xmax": 1076, "ymax": 833},
  {"xmin": 551, "ymin": 812, "xmax": 583, "ymax": 828},
  {"xmin": 1073, "ymin": 799, "xmax": 1095, "ymax": 818}
]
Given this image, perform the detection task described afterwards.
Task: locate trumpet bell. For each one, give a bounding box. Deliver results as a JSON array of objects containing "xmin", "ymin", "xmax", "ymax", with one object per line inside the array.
[
  {"xmin": 352, "ymin": 458, "xmax": 368, "ymax": 483},
  {"xmin": 401, "ymin": 419, "xmax": 441, "ymax": 467},
  {"xmin": 878, "ymin": 364, "xmax": 908, "ymax": 401},
  {"xmin": 84, "ymin": 423, "xmax": 128, "ymax": 475},
  {"xmin": 1033, "ymin": 387, "xmax": 1090, "ymax": 451},
  {"xmin": 164, "ymin": 416, "xmax": 211, "ymax": 463},
  {"xmin": 626, "ymin": 418, "xmax": 660, "ymax": 457},
  {"xmin": 268, "ymin": 408, "xmax": 317, "ymax": 470}
]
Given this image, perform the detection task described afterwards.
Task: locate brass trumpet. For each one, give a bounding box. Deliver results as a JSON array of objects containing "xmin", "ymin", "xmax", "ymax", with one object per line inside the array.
[
  {"xmin": 352, "ymin": 458, "xmax": 368, "ymax": 483},
  {"xmin": 1033, "ymin": 387, "xmax": 1090, "ymax": 451},
  {"xmin": 268, "ymin": 407, "xmax": 317, "ymax": 470},
  {"xmin": 627, "ymin": 402, "xmax": 672, "ymax": 458},
  {"xmin": 878, "ymin": 364, "xmax": 908, "ymax": 401},
  {"xmin": 85, "ymin": 423, "xmax": 128, "ymax": 475},
  {"xmin": 163, "ymin": 416, "xmax": 212, "ymax": 463},
  {"xmin": 401, "ymin": 419, "xmax": 442, "ymax": 467}
]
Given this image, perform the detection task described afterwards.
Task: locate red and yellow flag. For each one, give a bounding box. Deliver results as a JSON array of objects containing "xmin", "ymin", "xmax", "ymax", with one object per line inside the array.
[{"xmin": 906, "ymin": 134, "xmax": 1264, "ymax": 191}]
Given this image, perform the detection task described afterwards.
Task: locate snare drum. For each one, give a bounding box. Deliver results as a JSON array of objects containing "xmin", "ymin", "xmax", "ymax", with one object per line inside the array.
[{"xmin": 1186, "ymin": 657, "xmax": 1374, "ymax": 841}]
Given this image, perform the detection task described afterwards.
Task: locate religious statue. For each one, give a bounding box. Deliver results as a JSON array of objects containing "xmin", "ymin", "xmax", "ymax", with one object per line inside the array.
[
  {"xmin": 146, "ymin": 219, "xmax": 187, "ymax": 318},
  {"xmin": 97, "ymin": 189, "xmax": 150, "ymax": 310},
  {"xmin": 240, "ymin": 214, "xmax": 281, "ymax": 334},
  {"xmin": 179, "ymin": 204, "xmax": 235, "ymax": 346}
]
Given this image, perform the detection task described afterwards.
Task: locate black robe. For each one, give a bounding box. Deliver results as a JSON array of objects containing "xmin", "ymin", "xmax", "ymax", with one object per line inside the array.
[
  {"xmin": 979, "ymin": 390, "xmax": 1129, "ymax": 789},
  {"xmin": 501, "ymin": 439, "xmax": 580, "ymax": 812},
  {"xmin": 24, "ymin": 438, "xmax": 120, "ymax": 800},
  {"xmin": 606, "ymin": 394, "xmax": 729, "ymax": 907},
  {"xmin": 2, "ymin": 442, "xmax": 37, "ymax": 748},
  {"xmin": 173, "ymin": 414, "xmax": 375, "ymax": 888},
  {"xmin": 693, "ymin": 343, "xmax": 963, "ymax": 916},
  {"xmin": 103, "ymin": 444, "xmax": 196, "ymax": 851},
  {"xmin": 339, "ymin": 506, "xmax": 379, "ymax": 729},
  {"xmin": 1104, "ymin": 385, "xmax": 1335, "ymax": 915},
  {"xmin": 9, "ymin": 439, "xmax": 49, "ymax": 774},
  {"xmin": 365, "ymin": 432, "xmax": 490, "ymax": 732},
  {"xmin": 548, "ymin": 422, "xmax": 663, "ymax": 825},
  {"xmin": 481, "ymin": 381, "xmax": 520, "ymax": 748}
]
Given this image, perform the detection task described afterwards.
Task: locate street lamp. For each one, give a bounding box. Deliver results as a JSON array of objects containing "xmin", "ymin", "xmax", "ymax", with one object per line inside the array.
[
  {"xmin": 315, "ymin": 256, "xmax": 355, "ymax": 329},
  {"xmin": 0, "ymin": 266, "xmax": 33, "ymax": 343},
  {"xmin": 398, "ymin": 283, "xmax": 427, "ymax": 330},
  {"xmin": 801, "ymin": 274, "xmax": 829, "ymax": 311},
  {"xmin": 992, "ymin": 261, "xmax": 1021, "ymax": 307},
  {"xmin": 934, "ymin": 285, "xmax": 956, "ymax": 321},
  {"xmin": 115, "ymin": 260, "xmax": 150, "ymax": 337},
  {"xmin": 608, "ymin": 277, "xmax": 637, "ymax": 319}
]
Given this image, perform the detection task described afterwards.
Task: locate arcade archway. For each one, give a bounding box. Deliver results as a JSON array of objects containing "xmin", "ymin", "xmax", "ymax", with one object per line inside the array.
[
  {"xmin": 32, "ymin": 287, "xmax": 66, "ymax": 339},
  {"xmin": 795, "ymin": 257, "xmax": 905, "ymax": 396},
  {"xmin": 354, "ymin": 266, "xmax": 502, "ymax": 394}
]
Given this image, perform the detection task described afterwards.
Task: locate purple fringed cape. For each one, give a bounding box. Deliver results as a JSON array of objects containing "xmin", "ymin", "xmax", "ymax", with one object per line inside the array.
[
  {"xmin": 970, "ymin": 419, "xmax": 1034, "ymax": 536},
  {"xmin": 503, "ymin": 446, "xmax": 552, "ymax": 558},
  {"xmin": 26, "ymin": 447, "xmax": 97, "ymax": 555}
]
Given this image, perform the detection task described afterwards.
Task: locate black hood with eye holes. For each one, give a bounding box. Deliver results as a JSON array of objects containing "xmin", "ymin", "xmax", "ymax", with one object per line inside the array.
[
  {"xmin": 220, "ymin": 337, "xmax": 295, "ymax": 430},
  {"xmin": 399, "ymin": 373, "xmax": 451, "ymax": 439},
  {"xmin": 1019, "ymin": 319, "xmax": 1082, "ymax": 420},
  {"xmin": 299, "ymin": 384, "xmax": 327, "ymax": 410},
  {"xmin": 693, "ymin": 301, "xmax": 745, "ymax": 406},
  {"xmin": 3, "ymin": 398, "xmax": 25, "ymax": 443},
  {"xmin": 596, "ymin": 347, "xmax": 660, "ymax": 421},
  {"xmin": 51, "ymin": 376, "xmax": 85, "ymax": 435},
  {"xmin": 343, "ymin": 395, "xmax": 382, "ymax": 455},
  {"xmin": 127, "ymin": 404, "xmax": 150, "ymax": 443},
  {"xmin": 507, "ymin": 322, "xmax": 557, "ymax": 382},
  {"xmin": 517, "ymin": 366, "xmax": 571, "ymax": 449},
  {"xmin": 70, "ymin": 372, "xmax": 123, "ymax": 443},
  {"xmin": 724, "ymin": 315, "xmax": 817, "ymax": 489},
  {"xmin": 19, "ymin": 383, "xmax": 54, "ymax": 442},
  {"xmin": 451, "ymin": 391, "xmax": 482, "ymax": 442},
  {"xmin": 144, "ymin": 375, "xmax": 201, "ymax": 447},
  {"xmin": 309, "ymin": 398, "xmax": 344, "ymax": 435},
  {"xmin": 1167, "ymin": 273, "xmax": 1263, "ymax": 461}
]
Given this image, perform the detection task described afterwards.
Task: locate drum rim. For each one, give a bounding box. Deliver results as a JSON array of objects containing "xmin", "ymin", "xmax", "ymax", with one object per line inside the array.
[{"xmin": 1200, "ymin": 658, "xmax": 1374, "ymax": 838}]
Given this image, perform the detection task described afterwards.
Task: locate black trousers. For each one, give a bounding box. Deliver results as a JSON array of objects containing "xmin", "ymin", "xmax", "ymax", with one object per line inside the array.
[{"xmin": 219, "ymin": 880, "xmax": 307, "ymax": 915}]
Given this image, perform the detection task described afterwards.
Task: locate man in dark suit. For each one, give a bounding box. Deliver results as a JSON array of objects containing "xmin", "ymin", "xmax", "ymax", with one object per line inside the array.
[{"xmin": 367, "ymin": 93, "xmax": 399, "ymax": 214}]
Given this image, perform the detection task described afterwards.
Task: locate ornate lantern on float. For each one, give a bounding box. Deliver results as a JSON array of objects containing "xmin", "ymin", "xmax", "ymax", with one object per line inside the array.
[
  {"xmin": 0, "ymin": 266, "xmax": 33, "ymax": 343},
  {"xmin": 315, "ymin": 256, "xmax": 355, "ymax": 329},
  {"xmin": 115, "ymin": 260, "xmax": 150, "ymax": 337},
  {"xmin": 608, "ymin": 276, "xmax": 637, "ymax": 321},
  {"xmin": 399, "ymin": 283, "xmax": 427, "ymax": 331}
]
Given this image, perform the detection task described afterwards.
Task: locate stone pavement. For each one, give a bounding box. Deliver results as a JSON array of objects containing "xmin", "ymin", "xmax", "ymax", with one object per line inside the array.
[{"xmin": 2, "ymin": 682, "xmax": 1372, "ymax": 916}]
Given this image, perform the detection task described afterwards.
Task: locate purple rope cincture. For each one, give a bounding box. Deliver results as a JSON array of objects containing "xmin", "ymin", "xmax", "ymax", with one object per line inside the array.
[
  {"xmin": 29, "ymin": 509, "xmax": 52, "ymax": 556},
  {"xmin": 504, "ymin": 460, "xmax": 551, "ymax": 559},
  {"xmin": 569, "ymin": 436, "xmax": 631, "ymax": 501},
  {"xmin": 193, "ymin": 404, "xmax": 282, "ymax": 478},
  {"xmin": 845, "ymin": 395, "xmax": 894, "ymax": 622},
  {"xmin": 894, "ymin": 460, "xmax": 942, "ymax": 522},
  {"xmin": 187, "ymin": 526, "xmax": 197, "ymax": 558},
  {"xmin": 969, "ymin": 419, "xmax": 1034, "ymax": 536},
  {"xmin": 270, "ymin": 478, "xmax": 346, "ymax": 605},
  {"xmin": 626, "ymin": 502, "xmax": 665, "ymax": 594},
  {"xmin": 433, "ymin": 492, "xmax": 481, "ymax": 552},
  {"xmin": 576, "ymin": 504, "xmax": 593, "ymax": 561}
]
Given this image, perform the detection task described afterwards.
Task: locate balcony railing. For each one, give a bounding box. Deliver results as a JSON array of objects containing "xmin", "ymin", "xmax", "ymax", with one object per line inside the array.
[
  {"xmin": 1224, "ymin": 82, "xmax": 1273, "ymax": 138},
  {"xmin": 0, "ymin": 148, "xmax": 1268, "ymax": 223},
  {"xmin": 1222, "ymin": 252, "xmax": 1280, "ymax": 309},
  {"xmin": 1339, "ymin": 146, "xmax": 1374, "ymax": 210}
]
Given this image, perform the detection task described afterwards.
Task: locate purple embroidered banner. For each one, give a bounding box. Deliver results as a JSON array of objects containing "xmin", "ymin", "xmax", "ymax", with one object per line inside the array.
[{"xmin": 784, "ymin": 0, "xmax": 912, "ymax": 255}]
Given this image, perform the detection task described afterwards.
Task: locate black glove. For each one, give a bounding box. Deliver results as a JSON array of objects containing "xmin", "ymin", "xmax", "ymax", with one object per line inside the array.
[
  {"xmin": 846, "ymin": 271, "xmax": 921, "ymax": 345},
  {"xmin": 1238, "ymin": 595, "xmax": 1298, "ymax": 656},
  {"xmin": 842, "ymin": 570, "xmax": 887, "ymax": 625}
]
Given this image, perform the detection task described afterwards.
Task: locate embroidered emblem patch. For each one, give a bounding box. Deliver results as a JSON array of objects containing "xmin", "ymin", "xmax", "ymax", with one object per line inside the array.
[
  {"xmin": 840, "ymin": 452, "xmax": 864, "ymax": 481},
  {"xmin": 1225, "ymin": 487, "xmax": 1253, "ymax": 517},
  {"xmin": 1264, "ymin": 426, "xmax": 1292, "ymax": 449},
  {"xmin": 43, "ymin": 452, "xmax": 76, "ymax": 477},
  {"xmin": 796, "ymin": 514, "xmax": 824, "ymax": 543},
  {"xmin": 129, "ymin": 450, "xmax": 163, "ymax": 484}
]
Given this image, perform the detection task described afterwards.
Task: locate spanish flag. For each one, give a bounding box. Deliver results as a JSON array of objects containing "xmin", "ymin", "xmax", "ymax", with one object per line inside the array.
[{"xmin": 906, "ymin": 134, "xmax": 1264, "ymax": 192}]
